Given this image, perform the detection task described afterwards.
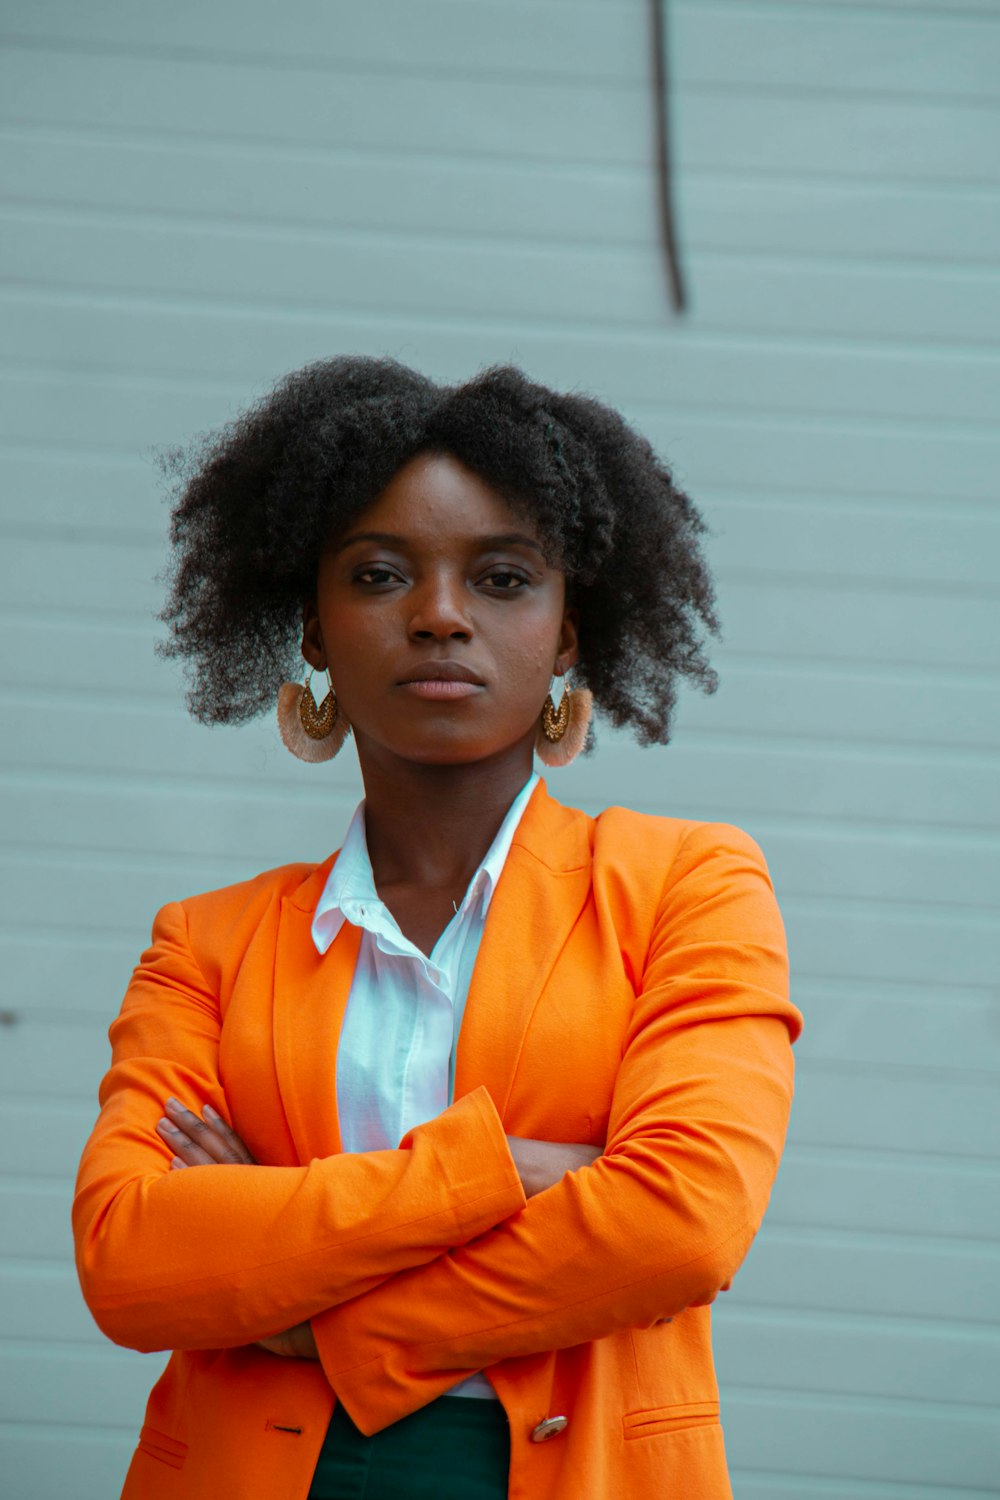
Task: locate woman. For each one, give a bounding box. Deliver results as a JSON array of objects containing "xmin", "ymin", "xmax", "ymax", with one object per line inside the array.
[{"xmin": 74, "ymin": 359, "xmax": 801, "ymax": 1500}]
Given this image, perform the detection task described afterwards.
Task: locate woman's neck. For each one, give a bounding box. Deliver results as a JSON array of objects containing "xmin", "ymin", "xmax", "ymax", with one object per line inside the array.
[{"xmin": 357, "ymin": 740, "xmax": 536, "ymax": 895}]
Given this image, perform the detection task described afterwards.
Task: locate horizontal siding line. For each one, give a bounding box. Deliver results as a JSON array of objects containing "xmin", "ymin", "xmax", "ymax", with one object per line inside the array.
[
  {"xmin": 27, "ymin": 966, "xmax": 995, "ymax": 1002},
  {"xmin": 731, "ymin": 971, "xmax": 998, "ymax": 996},
  {"xmin": 0, "ymin": 1339, "xmax": 146, "ymax": 1366},
  {"xmin": 783, "ymin": 1200, "xmax": 1000, "ymax": 1241},
  {"xmin": 0, "ymin": 1180, "xmax": 70, "ymax": 1199},
  {"xmin": 0, "ymin": 922, "xmax": 148, "ymax": 945},
  {"xmin": 0, "ymin": 764, "xmax": 358, "ymax": 808},
  {"xmin": 1, "ymin": 1216, "xmax": 999, "ymax": 1272},
  {"xmin": 4, "ymin": 839, "xmax": 999, "ymax": 915},
  {"xmin": 3, "ymin": 643, "xmax": 998, "ymax": 694},
  {"xmin": 1, "ymin": 611, "xmax": 998, "ymax": 689},
  {"xmin": 11, "ymin": 1058, "xmax": 1000, "ymax": 1106},
  {"xmin": 6, "ymin": 278, "xmax": 1000, "ymax": 370},
  {"xmin": 3, "ymin": 689, "xmax": 995, "ymax": 766},
  {"xmin": 0, "ymin": 113, "xmax": 650, "ymax": 178},
  {"xmin": 0, "ymin": 1097, "xmax": 100, "ymax": 1120},
  {"xmin": 5, "ymin": 947, "xmax": 996, "ymax": 998},
  {"xmin": 682, "ymin": 0, "xmax": 998, "ymax": 17},
  {"xmin": 722, "ymin": 1380, "xmax": 1000, "ymax": 1418},
  {"xmin": 715, "ymin": 569, "xmax": 1000, "ymax": 604},
  {"xmin": 722, "ymin": 1374, "xmax": 1000, "ymax": 1410},
  {"xmin": 701, "ymin": 486, "xmax": 1000, "ymax": 523},
  {"xmin": 6, "ymin": 448, "xmax": 999, "ymax": 524},
  {"xmin": 7, "ymin": 609, "xmax": 1000, "ymax": 681},
  {"xmin": 3, "ymin": 707, "xmax": 999, "ymax": 772},
  {"xmin": 3, "ymin": 110, "xmax": 998, "ymax": 195},
  {"xmin": 628, "ymin": 399, "xmax": 1000, "ymax": 444},
  {"xmin": 5, "ymin": 685, "xmax": 1000, "ymax": 757},
  {"xmin": 5, "ymin": 29, "xmax": 1000, "ymax": 108},
  {"xmin": 8, "ymin": 197, "xmax": 1000, "ymax": 286},
  {"xmin": 0, "ymin": 522, "xmax": 163, "ymax": 547},
  {"xmin": 3, "ymin": 1206, "xmax": 1000, "ymax": 1259},
  {"xmin": 764, "ymin": 1223, "xmax": 1000, "ymax": 1259},
  {"xmin": 0, "ymin": 1258, "xmax": 81, "ymax": 1274},
  {"xmin": 0, "ymin": 441, "xmax": 144, "ymax": 472},
  {"xmin": 690, "ymin": 0, "xmax": 1000, "ymax": 23},
  {"xmin": 7, "ymin": 115, "xmax": 1000, "ymax": 204},
  {"xmin": 4, "ymin": 513, "xmax": 1000, "ymax": 570},
  {"xmin": 791, "ymin": 979, "xmax": 994, "ymax": 1004},
  {"xmin": 4, "ymin": 525, "xmax": 997, "ymax": 604},
  {"xmin": 719, "ymin": 641, "xmax": 1000, "ymax": 674},
  {"xmin": 1, "ymin": 280, "xmax": 1000, "ymax": 381},
  {"xmin": 0, "ymin": 1175, "xmax": 76, "ymax": 1192},
  {"xmin": 4, "ymin": 768, "xmax": 999, "ymax": 845},
  {"xmin": 797, "ymin": 1052, "xmax": 1000, "ymax": 1083},
  {"xmin": 686, "ymin": 161, "xmax": 1000, "ymax": 195},
  {"xmin": 14, "ymin": 990, "xmax": 999, "ymax": 1026},
  {"xmin": 2, "ymin": 425, "xmax": 997, "ymax": 501},
  {"xmin": 719, "ymin": 1301, "xmax": 1000, "ymax": 1342},
  {"xmin": 684, "ymin": 78, "xmax": 1000, "ymax": 111},
  {"xmin": 0, "ymin": 1419, "xmax": 139, "ymax": 1441},
  {"xmin": 0, "ymin": 34, "xmax": 646, "ymax": 90},
  {"xmin": 6, "ymin": 364, "xmax": 1000, "ymax": 450},
  {"xmin": 727, "ymin": 1476, "xmax": 996, "ymax": 1500},
  {"xmin": 726, "ymin": 1481, "xmax": 997, "ymax": 1500},
  {"xmin": 4, "ymin": 606, "xmax": 1000, "ymax": 685},
  {"xmin": 726, "ymin": 640, "xmax": 1000, "ymax": 675},
  {"xmin": 785, "ymin": 894, "xmax": 1000, "ymax": 928},
  {"xmin": 786, "ymin": 1142, "xmax": 1000, "ymax": 1176}
]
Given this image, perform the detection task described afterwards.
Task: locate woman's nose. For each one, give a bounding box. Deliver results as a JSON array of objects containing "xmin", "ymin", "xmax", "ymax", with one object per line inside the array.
[{"xmin": 407, "ymin": 576, "xmax": 472, "ymax": 641}]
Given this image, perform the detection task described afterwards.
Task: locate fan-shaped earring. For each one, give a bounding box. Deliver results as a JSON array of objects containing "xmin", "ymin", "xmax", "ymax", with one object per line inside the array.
[
  {"xmin": 534, "ymin": 678, "xmax": 592, "ymax": 768},
  {"xmin": 277, "ymin": 669, "xmax": 352, "ymax": 763}
]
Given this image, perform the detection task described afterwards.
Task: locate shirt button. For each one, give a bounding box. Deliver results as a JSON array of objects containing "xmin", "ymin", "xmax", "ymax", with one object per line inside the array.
[{"xmin": 530, "ymin": 1415, "xmax": 569, "ymax": 1443}]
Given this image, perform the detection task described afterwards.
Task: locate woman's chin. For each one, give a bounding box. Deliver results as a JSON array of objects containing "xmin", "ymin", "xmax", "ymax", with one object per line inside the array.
[{"xmin": 355, "ymin": 727, "xmax": 536, "ymax": 773}]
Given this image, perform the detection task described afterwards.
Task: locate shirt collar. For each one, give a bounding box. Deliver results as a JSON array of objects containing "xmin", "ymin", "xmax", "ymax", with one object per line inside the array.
[{"xmin": 311, "ymin": 772, "xmax": 539, "ymax": 957}]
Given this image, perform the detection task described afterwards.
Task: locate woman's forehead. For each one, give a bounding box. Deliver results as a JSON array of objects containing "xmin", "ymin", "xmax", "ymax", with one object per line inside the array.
[{"xmin": 341, "ymin": 451, "xmax": 546, "ymax": 551}]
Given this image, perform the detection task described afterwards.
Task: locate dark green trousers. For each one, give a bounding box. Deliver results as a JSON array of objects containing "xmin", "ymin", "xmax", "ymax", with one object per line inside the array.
[{"xmin": 308, "ymin": 1396, "xmax": 510, "ymax": 1500}]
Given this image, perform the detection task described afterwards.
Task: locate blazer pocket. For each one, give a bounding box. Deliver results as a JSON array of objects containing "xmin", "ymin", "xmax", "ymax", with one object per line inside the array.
[
  {"xmin": 137, "ymin": 1425, "xmax": 188, "ymax": 1470},
  {"xmin": 623, "ymin": 1399, "xmax": 720, "ymax": 1441}
]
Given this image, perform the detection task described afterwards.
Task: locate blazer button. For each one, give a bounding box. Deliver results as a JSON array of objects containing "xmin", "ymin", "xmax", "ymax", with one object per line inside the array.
[{"xmin": 530, "ymin": 1415, "xmax": 569, "ymax": 1443}]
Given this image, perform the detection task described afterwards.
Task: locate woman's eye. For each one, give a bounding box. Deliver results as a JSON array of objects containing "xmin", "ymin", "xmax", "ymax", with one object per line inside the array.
[
  {"xmin": 482, "ymin": 569, "xmax": 528, "ymax": 591},
  {"xmin": 355, "ymin": 566, "xmax": 399, "ymax": 586}
]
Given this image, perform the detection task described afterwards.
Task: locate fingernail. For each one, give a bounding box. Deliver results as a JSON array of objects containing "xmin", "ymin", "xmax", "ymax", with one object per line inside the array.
[
  {"xmin": 203, "ymin": 1104, "xmax": 219, "ymax": 1122},
  {"xmin": 170, "ymin": 1156, "xmax": 187, "ymax": 1170},
  {"xmin": 157, "ymin": 1117, "xmax": 178, "ymax": 1134},
  {"xmin": 166, "ymin": 1097, "xmax": 182, "ymax": 1111}
]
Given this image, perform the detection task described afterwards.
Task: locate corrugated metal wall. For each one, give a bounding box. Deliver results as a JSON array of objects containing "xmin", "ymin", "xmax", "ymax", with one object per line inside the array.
[{"xmin": 1, "ymin": 3, "xmax": 998, "ymax": 1496}]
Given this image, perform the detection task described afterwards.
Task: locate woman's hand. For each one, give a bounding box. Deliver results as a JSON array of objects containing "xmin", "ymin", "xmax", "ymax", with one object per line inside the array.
[
  {"xmin": 505, "ymin": 1137, "xmax": 601, "ymax": 1198},
  {"xmin": 257, "ymin": 1322, "xmax": 320, "ymax": 1359},
  {"xmin": 156, "ymin": 1097, "xmax": 256, "ymax": 1168},
  {"xmin": 155, "ymin": 1098, "xmax": 319, "ymax": 1360}
]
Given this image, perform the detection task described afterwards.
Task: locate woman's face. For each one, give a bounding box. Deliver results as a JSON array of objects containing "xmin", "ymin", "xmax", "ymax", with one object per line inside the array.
[{"xmin": 302, "ymin": 451, "xmax": 579, "ymax": 770}]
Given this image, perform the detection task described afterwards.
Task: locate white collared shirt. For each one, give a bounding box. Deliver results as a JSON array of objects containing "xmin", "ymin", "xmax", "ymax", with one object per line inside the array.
[{"xmin": 310, "ymin": 774, "xmax": 538, "ymax": 1398}]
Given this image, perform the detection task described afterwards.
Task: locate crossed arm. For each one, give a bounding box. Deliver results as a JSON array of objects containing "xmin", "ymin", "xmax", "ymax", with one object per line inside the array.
[
  {"xmin": 75, "ymin": 824, "xmax": 798, "ymax": 1425},
  {"xmin": 155, "ymin": 1097, "xmax": 599, "ymax": 1360}
]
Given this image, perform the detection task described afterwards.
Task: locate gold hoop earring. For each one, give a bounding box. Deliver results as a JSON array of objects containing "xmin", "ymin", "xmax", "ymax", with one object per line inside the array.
[
  {"xmin": 534, "ymin": 678, "xmax": 592, "ymax": 768},
  {"xmin": 277, "ymin": 669, "xmax": 352, "ymax": 763}
]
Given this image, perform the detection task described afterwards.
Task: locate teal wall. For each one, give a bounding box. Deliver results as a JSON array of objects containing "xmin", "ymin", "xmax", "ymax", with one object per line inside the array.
[{"xmin": 1, "ymin": 3, "xmax": 998, "ymax": 1496}]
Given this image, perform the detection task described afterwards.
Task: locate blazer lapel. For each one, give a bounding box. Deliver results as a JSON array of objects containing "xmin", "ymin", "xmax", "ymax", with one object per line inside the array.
[
  {"xmin": 455, "ymin": 783, "xmax": 593, "ymax": 1117},
  {"xmin": 273, "ymin": 858, "xmax": 361, "ymax": 1163}
]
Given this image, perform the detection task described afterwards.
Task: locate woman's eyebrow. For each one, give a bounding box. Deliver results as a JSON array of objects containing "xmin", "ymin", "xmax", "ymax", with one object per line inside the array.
[{"xmin": 332, "ymin": 530, "xmax": 546, "ymax": 555}]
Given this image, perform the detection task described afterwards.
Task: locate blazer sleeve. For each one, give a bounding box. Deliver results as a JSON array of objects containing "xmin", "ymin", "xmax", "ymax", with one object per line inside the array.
[
  {"xmin": 312, "ymin": 823, "xmax": 801, "ymax": 1430},
  {"xmin": 73, "ymin": 899, "xmax": 526, "ymax": 1354}
]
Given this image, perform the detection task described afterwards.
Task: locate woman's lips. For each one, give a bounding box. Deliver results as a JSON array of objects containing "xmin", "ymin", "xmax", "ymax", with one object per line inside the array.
[
  {"xmin": 398, "ymin": 679, "xmax": 481, "ymax": 700},
  {"xmin": 396, "ymin": 663, "xmax": 484, "ymax": 700}
]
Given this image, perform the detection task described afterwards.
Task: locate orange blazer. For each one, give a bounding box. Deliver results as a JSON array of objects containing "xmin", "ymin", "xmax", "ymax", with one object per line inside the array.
[{"xmin": 74, "ymin": 783, "xmax": 801, "ymax": 1500}]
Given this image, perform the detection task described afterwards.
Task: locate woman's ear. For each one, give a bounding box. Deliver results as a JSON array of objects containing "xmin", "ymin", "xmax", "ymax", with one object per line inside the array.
[
  {"xmin": 554, "ymin": 605, "xmax": 580, "ymax": 676},
  {"xmin": 300, "ymin": 602, "xmax": 327, "ymax": 672}
]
